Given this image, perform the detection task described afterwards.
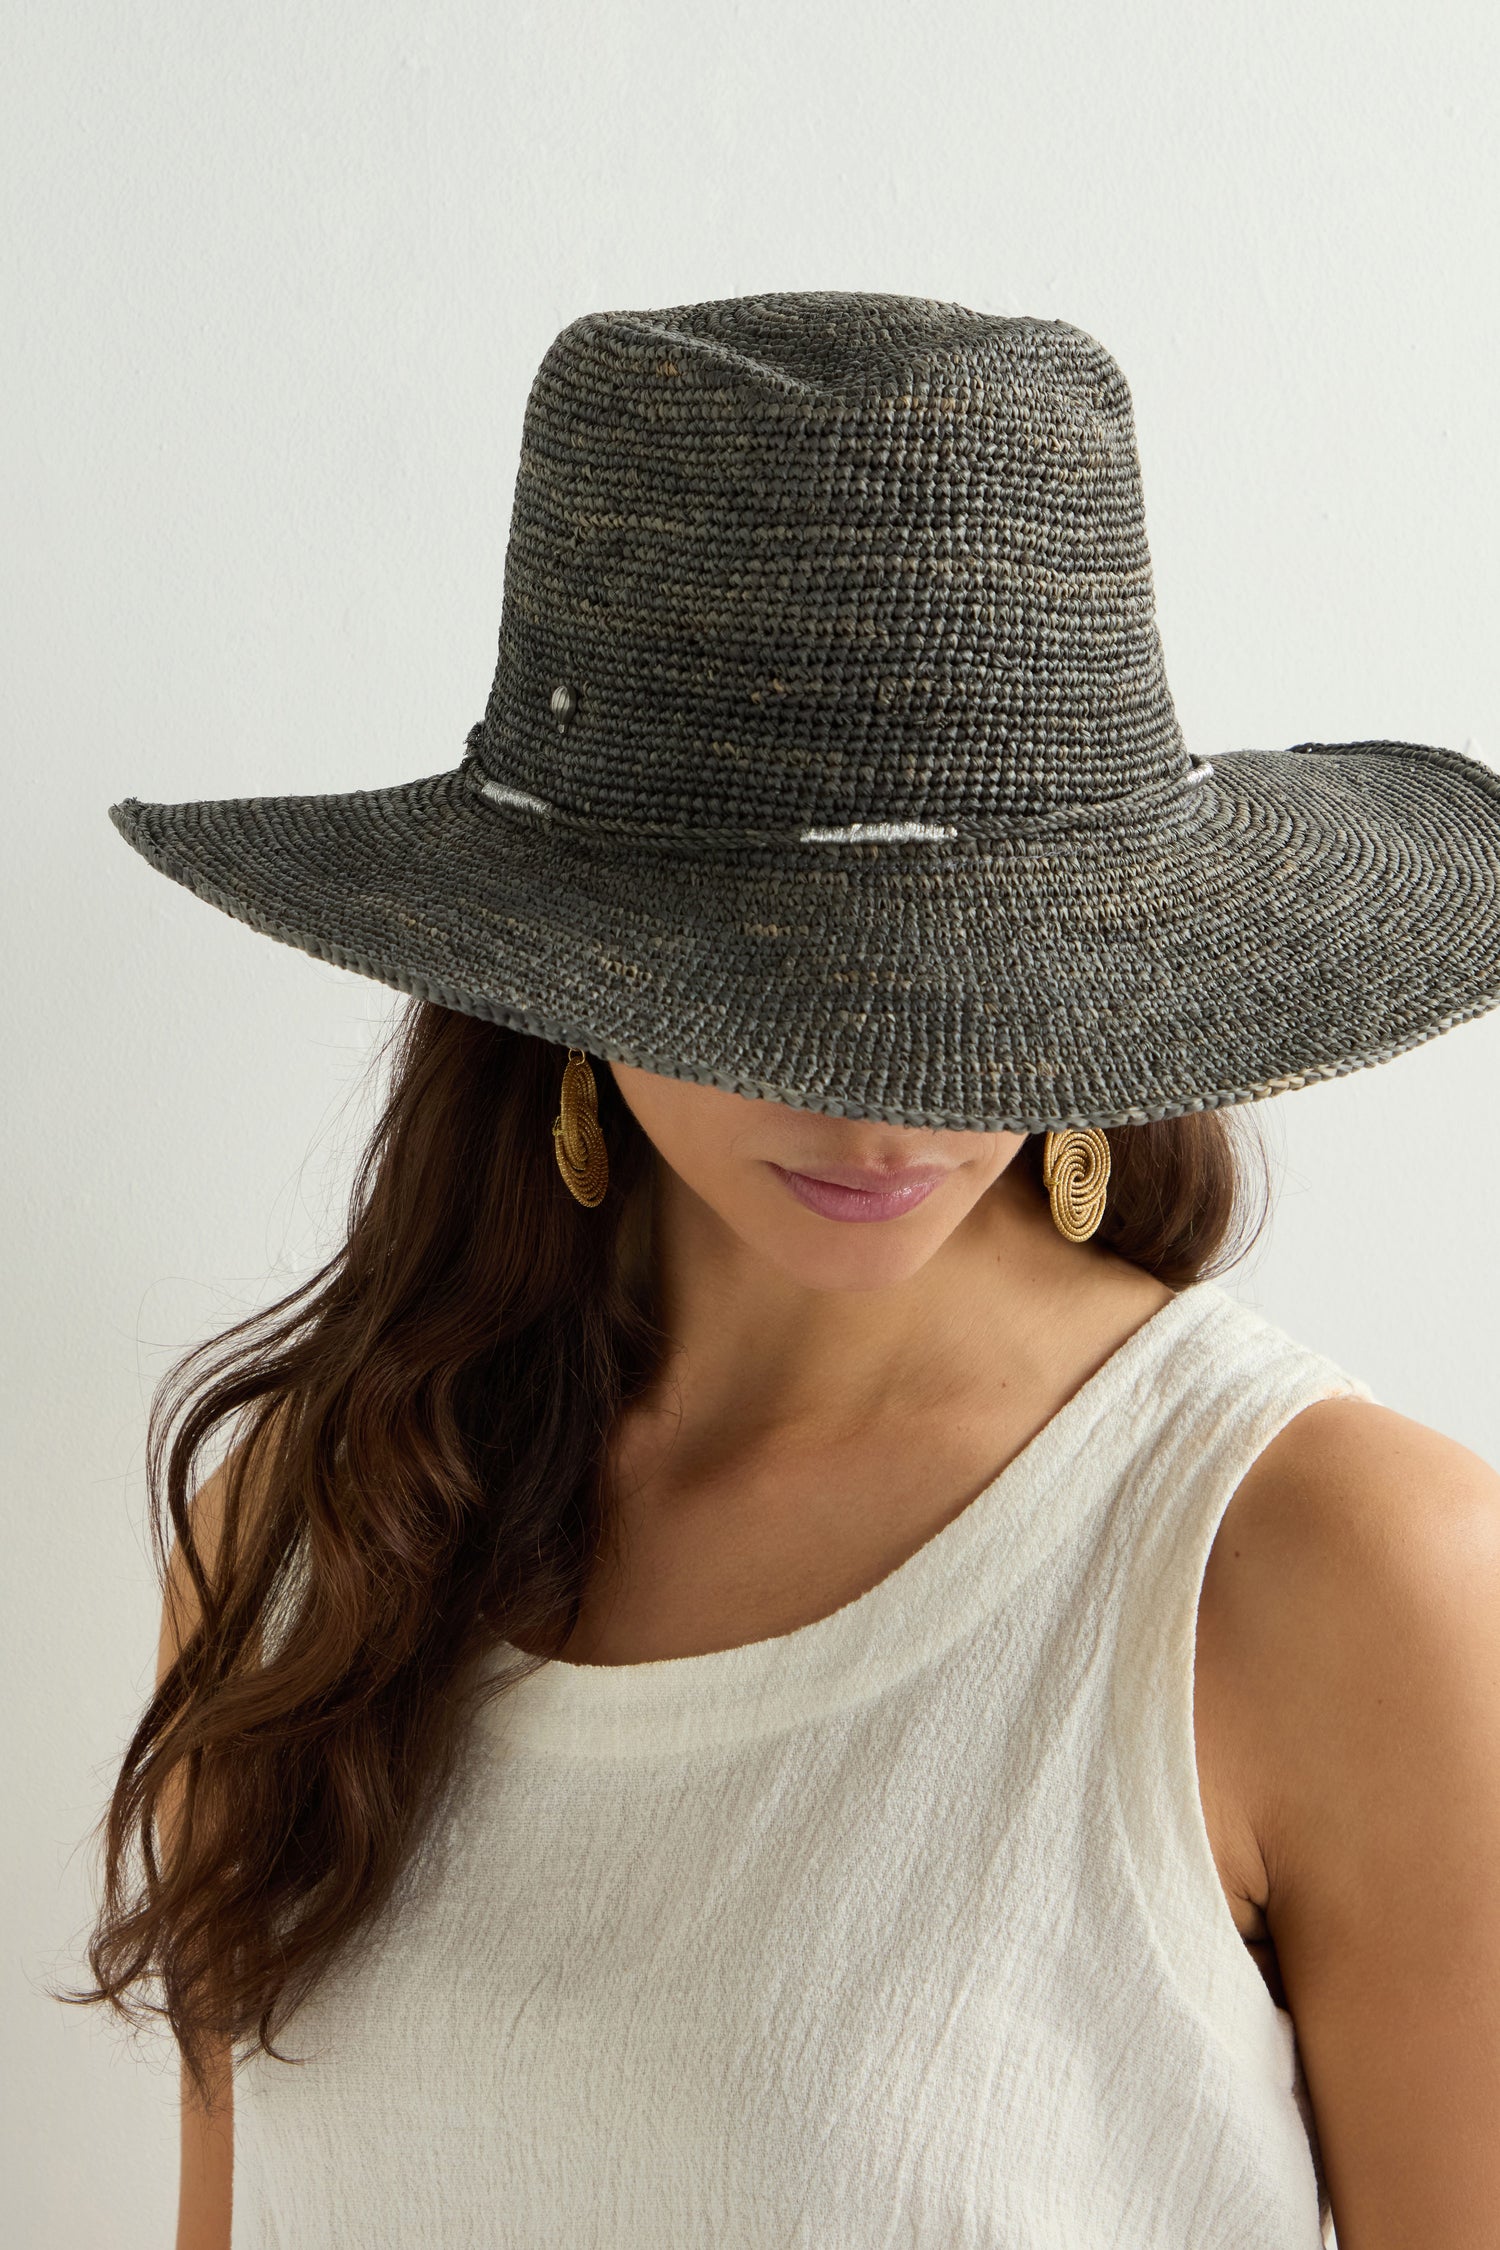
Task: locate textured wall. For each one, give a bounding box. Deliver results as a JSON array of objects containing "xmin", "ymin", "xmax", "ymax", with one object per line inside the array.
[{"xmin": 5, "ymin": 0, "xmax": 1498, "ymax": 2239}]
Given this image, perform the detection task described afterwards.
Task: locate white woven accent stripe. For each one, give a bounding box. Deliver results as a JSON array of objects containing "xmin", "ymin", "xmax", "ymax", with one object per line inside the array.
[{"xmin": 798, "ymin": 819, "xmax": 961, "ymax": 843}]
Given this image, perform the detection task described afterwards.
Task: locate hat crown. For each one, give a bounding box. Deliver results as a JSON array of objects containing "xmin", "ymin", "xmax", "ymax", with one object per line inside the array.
[{"xmin": 477, "ymin": 291, "xmax": 1187, "ymax": 830}]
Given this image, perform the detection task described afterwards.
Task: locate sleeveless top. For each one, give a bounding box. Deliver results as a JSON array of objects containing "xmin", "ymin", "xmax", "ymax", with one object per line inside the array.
[{"xmin": 230, "ymin": 1279, "xmax": 1374, "ymax": 2249}]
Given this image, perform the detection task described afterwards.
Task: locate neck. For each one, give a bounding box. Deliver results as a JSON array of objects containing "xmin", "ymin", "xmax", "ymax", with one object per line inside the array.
[{"xmin": 633, "ymin": 1150, "xmax": 1123, "ymax": 1454}]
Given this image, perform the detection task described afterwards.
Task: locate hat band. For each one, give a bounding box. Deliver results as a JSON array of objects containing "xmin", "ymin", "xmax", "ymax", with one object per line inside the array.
[{"xmin": 461, "ymin": 735, "xmax": 1217, "ymax": 850}]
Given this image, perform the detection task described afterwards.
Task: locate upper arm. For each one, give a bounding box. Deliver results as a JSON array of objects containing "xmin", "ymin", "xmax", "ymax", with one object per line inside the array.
[
  {"xmin": 157, "ymin": 1450, "xmax": 245, "ymax": 2250},
  {"xmin": 1207, "ymin": 1394, "xmax": 1500, "ymax": 2249}
]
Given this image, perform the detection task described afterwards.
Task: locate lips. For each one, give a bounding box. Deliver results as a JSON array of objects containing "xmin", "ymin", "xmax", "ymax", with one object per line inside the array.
[
  {"xmin": 781, "ymin": 1163, "xmax": 949, "ymax": 1193},
  {"xmin": 767, "ymin": 1161, "xmax": 949, "ymax": 1224}
]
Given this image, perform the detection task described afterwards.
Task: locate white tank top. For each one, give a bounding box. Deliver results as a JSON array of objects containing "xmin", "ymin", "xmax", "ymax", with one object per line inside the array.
[{"xmin": 230, "ymin": 1278, "xmax": 1373, "ymax": 2248}]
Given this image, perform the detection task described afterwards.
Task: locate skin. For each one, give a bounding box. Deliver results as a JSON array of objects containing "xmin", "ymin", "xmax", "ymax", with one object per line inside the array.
[
  {"xmin": 170, "ymin": 1066, "xmax": 1500, "ymax": 2248},
  {"xmin": 160, "ymin": 1475, "xmax": 236, "ymax": 2250}
]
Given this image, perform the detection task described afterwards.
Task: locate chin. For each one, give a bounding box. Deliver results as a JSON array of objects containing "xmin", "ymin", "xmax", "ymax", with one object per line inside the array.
[{"xmin": 757, "ymin": 1222, "xmax": 947, "ymax": 1295}]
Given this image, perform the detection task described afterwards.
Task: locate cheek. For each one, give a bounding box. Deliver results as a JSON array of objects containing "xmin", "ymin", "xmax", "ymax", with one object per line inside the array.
[{"xmin": 610, "ymin": 1067, "xmax": 749, "ymax": 1198}]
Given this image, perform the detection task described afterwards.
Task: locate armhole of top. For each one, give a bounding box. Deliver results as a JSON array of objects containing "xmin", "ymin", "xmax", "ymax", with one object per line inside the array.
[{"xmin": 1107, "ymin": 1343, "xmax": 1377, "ymax": 2087}]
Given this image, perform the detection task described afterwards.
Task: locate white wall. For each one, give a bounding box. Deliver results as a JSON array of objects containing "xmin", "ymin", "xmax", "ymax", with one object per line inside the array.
[{"xmin": 6, "ymin": 1, "xmax": 1498, "ymax": 2238}]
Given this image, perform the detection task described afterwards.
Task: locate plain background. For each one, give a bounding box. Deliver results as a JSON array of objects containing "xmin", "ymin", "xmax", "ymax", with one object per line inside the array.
[{"xmin": 6, "ymin": 2, "xmax": 1499, "ymax": 2240}]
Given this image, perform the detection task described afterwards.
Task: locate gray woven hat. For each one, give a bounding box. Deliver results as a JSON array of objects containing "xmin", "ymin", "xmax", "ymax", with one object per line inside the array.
[{"xmin": 110, "ymin": 289, "xmax": 1500, "ymax": 1132}]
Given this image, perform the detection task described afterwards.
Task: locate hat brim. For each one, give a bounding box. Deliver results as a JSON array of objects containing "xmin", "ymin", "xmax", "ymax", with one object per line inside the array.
[{"xmin": 109, "ymin": 741, "xmax": 1500, "ymax": 1131}]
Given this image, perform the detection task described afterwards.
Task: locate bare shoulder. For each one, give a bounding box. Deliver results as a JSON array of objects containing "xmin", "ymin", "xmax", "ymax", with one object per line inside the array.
[
  {"xmin": 1200, "ymin": 1388, "xmax": 1500, "ymax": 1859},
  {"xmin": 1217, "ymin": 1388, "xmax": 1500, "ymax": 1580},
  {"xmin": 1200, "ymin": 1389, "xmax": 1500, "ymax": 2241}
]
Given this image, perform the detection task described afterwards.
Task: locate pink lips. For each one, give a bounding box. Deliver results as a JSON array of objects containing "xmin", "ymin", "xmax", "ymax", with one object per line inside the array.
[{"xmin": 768, "ymin": 1162, "xmax": 948, "ymax": 1223}]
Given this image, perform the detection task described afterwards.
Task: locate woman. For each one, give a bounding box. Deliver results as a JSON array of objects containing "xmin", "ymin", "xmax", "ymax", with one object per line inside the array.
[{"xmin": 74, "ymin": 293, "xmax": 1500, "ymax": 2247}]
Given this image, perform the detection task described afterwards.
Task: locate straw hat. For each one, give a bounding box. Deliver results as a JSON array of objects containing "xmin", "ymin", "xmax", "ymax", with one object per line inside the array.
[{"xmin": 109, "ymin": 290, "xmax": 1500, "ymax": 1132}]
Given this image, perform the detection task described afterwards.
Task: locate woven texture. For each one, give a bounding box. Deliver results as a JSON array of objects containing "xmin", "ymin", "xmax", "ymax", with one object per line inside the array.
[
  {"xmin": 109, "ymin": 290, "xmax": 1500, "ymax": 1131},
  {"xmin": 479, "ymin": 296, "xmax": 1185, "ymax": 830},
  {"xmin": 228, "ymin": 1282, "xmax": 1372, "ymax": 2247}
]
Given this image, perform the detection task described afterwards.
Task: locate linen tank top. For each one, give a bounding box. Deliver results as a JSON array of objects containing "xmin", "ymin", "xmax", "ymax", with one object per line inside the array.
[{"xmin": 230, "ymin": 1278, "xmax": 1375, "ymax": 2249}]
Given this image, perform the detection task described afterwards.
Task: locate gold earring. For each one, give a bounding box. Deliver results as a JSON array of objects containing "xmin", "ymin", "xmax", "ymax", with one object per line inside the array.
[
  {"xmin": 552, "ymin": 1047, "xmax": 609, "ymax": 1207},
  {"xmin": 1042, "ymin": 1127, "xmax": 1111, "ymax": 1243}
]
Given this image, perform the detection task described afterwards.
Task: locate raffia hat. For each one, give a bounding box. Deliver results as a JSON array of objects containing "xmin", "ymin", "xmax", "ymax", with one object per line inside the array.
[{"xmin": 110, "ymin": 290, "xmax": 1500, "ymax": 1132}]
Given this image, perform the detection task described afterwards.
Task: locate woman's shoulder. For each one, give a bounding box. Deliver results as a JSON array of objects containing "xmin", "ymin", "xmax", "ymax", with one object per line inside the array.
[
  {"xmin": 1198, "ymin": 1388, "xmax": 1500, "ymax": 2232},
  {"xmin": 1201, "ymin": 1387, "xmax": 1500, "ymax": 1746},
  {"xmin": 1196, "ymin": 1380, "xmax": 1500, "ymax": 1944},
  {"xmin": 1214, "ymin": 1386, "xmax": 1500, "ymax": 1602}
]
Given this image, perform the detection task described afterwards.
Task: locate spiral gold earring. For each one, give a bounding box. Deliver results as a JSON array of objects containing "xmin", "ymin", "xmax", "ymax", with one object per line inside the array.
[
  {"xmin": 1041, "ymin": 1126, "xmax": 1111, "ymax": 1243},
  {"xmin": 552, "ymin": 1047, "xmax": 609, "ymax": 1207}
]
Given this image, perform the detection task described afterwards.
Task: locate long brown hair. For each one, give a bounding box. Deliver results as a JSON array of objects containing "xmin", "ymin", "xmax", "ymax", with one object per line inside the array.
[{"xmin": 60, "ymin": 1002, "xmax": 1271, "ymax": 2107}]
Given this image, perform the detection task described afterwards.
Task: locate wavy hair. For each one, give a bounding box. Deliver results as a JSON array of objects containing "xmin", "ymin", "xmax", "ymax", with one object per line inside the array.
[{"xmin": 60, "ymin": 1001, "xmax": 1271, "ymax": 2108}]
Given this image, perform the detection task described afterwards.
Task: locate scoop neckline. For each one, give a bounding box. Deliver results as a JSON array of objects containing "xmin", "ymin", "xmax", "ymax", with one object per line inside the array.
[{"xmin": 473, "ymin": 1279, "xmax": 1219, "ymax": 1757}]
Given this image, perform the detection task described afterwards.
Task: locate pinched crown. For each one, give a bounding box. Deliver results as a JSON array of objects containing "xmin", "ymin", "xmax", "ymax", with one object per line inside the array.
[{"xmin": 474, "ymin": 291, "xmax": 1187, "ymax": 835}]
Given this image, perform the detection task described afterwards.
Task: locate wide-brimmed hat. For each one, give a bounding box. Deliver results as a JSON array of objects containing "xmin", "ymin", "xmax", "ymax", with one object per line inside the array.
[{"xmin": 110, "ymin": 290, "xmax": 1500, "ymax": 1132}]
